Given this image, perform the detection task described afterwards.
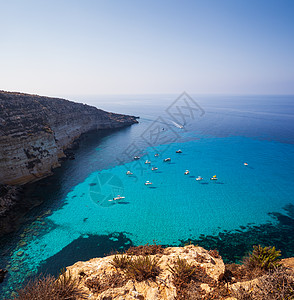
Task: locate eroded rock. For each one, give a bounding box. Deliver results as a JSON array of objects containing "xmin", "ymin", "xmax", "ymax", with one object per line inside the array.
[{"xmin": 66, "ymin": 245, "xmax": 225, "ymax": 300}]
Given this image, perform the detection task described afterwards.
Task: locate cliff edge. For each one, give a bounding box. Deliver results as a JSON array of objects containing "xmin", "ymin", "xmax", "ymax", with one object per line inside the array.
[
  {"xmin": 0, "ymin": 91, "xmax": 138, "ymax": 185},
  {"xmin": 54, "ymin": 245, "xmax": 294, "ymax": 299}
]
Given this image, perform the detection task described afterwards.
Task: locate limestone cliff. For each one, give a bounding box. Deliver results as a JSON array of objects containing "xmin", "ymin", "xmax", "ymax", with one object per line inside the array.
[
  {"xmin": 66, "ymin": 245, "xmax": 225, "ymax": 300},
  {"xmin": 64, "ymin": 245, "xmax": 294, "ymax": 300},
  {"xmin": 0, "ymin": 91, "xmax": 138, "ymax": 185}
]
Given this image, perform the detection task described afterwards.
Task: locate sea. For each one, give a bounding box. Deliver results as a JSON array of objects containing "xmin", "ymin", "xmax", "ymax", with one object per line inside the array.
[{"xmin": 1, "ymin": 94, "xmax": 294, "ymax": 298}]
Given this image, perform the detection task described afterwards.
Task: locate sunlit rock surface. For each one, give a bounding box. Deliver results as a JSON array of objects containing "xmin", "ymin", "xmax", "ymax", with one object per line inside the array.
[{"xmin": 67, "ymin": 245, "xmax": 225, "ymax": 300}]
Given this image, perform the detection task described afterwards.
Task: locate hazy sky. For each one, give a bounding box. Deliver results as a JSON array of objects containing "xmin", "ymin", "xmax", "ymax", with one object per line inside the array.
[{"xmin": 0, "ymin": 0, "xmax": 293, "ymax": 96}]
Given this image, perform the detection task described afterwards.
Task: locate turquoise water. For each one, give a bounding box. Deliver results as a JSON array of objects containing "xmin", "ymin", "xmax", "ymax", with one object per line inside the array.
[{"xmin": 1, "ymin": 95, "xmax": 294, "ymax": 298}]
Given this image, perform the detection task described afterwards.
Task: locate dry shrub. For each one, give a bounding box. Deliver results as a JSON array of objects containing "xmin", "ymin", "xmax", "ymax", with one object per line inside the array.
[
  {"xmin": 224, "ymin": 262, "xmax": 267, "ymax": 282},
  {"xmin": 202, "ymin": 282, "xmax": 232, "ymax": 300},
  {"xmin": 13, "ymin": 271, "xmax": 86, "ymax": 300},
  {"xmin": 124, "ymin": 255, "xmax": 160, "ymax": 282},
  {"xmin": 232, "ymin": 267, "xmax": 294, "ymax": 300},
  {"xmin": 111, "ymin": 254, "xmax": 131, "ymax": 270},
  {"xmin": 126, "ymin": 243, "xmax": 164, "ymax": 256},
  {"xmin": 85, "ymin": 272, "xmax": 127, "ymax": 294},
  {"xmin": 55, "ymin": 269, "xmax": 87, "ymax": 299},
  {"xmin": 168, "ymin": 257, "xmax": 215, "ymax": 299},
  {"xmin": 14, "ymin": 274, "xmax": 57, "ymax": 300}
]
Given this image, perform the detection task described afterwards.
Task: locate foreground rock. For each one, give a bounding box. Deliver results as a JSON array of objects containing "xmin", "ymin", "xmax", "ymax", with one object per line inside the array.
[
  {"xmin": 67, "ymin": 245, "xmax": 225, "ymax": 300},
  {"xmin": 12, "ymin": 245, "xmax": 294, "ymax": 299},
  {"xmin": 0, "ymin": 91, "xmax": 138, "ymax": 185}
]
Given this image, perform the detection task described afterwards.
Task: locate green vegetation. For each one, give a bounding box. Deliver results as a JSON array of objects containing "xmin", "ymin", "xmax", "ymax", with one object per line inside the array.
[{"xmin": 245, "ymin": 245, "xmax": 281, "ymax": 271}]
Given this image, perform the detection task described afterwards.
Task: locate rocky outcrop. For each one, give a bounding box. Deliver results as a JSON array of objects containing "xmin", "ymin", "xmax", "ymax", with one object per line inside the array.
[
  {"xmin": 63, "ymin": 246, "xmax": 294, "ymax": 300},
  {"xmin": 0, "ymin": 91, "xmax": 137, "ymax": 185},
  {"xmin": 66, "ymin": 245, "xmax": 225, "ymax": 300}
]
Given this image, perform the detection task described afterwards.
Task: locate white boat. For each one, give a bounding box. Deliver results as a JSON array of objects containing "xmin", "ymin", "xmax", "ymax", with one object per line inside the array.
[
  {"xmin": 154, "ymin": 153, "xmax": 159, "ymax": 157},
  {"xmin": 145, "ymin": 181, "xmax": 152, "ymax": 185},
  {"xmin": 244, "ymin": 162, "xmax": 248, "ymax": 166},
  {"xmin": 134, "ymin": 156, "xmax": 140, "ymax": 160},
  {"xmin": 145, "ymin": 160, "xmax": 151, "ymax": 164},
  {"xmin": 210, "ymin": 175, "xmax": 218, "ymax": 180},
  {"xmin": 126, "ymin": 171, "xmax": 133, "ymax": 175},
  {"xmin": 176, "ymin": 149, "xmax": 182, "ymax": 153},
  {"xmin": 109, "ymin": 195, "xmax": 125, "ymax": 201},
  {"xmin": 196, "ymin": 176, "xmax": 203, "ymax": 181},
  {"xmin": 151, "ymin": 167, "xmax": 158, "ymax": 171},
  {"xmin": 184, "ymin": 170, "xmax": 189, "ymax": 175},
  {"xmin": 163, "ymin": 158, "xmax": 171, "ymax": 162}
]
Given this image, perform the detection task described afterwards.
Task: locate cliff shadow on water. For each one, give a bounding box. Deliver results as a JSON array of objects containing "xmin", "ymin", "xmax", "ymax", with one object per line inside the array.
[
  {"xmin": 0, "ymin": 126, "xmax": 135, "ymax": 239},
  {"xmin": 26, "ymin": 203, "xmax": 294, "ymax": 278}
]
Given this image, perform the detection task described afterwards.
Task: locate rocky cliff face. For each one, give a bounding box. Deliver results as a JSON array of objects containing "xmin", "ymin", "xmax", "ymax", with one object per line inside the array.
[{"xmin": 0, "ymin": 91, "xmax": 138, "ymax": 185}]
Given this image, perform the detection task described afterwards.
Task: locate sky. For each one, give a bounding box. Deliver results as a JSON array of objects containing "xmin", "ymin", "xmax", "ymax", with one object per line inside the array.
[{"xmin": 0, "ymin": 0, "xmax": 294, "ymax": 97}]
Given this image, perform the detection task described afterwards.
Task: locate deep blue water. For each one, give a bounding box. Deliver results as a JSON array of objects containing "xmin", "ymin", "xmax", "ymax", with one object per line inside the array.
[{"xmin": 1, "ymin": 94, "xmax": 294, "ymax": 298}]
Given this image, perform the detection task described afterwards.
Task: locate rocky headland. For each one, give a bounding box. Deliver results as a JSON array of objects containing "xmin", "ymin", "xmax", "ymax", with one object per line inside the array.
[
  {"xmin": 0, "ymin": 91, "xmax": 138, "ymax": 185},
  {"xmin": 13, "ymin": 245, "xmax": 294, "ymax": 300},
  {"xmin": 0, "ymin": 91, "xmax": 138, "ymax": 236}
]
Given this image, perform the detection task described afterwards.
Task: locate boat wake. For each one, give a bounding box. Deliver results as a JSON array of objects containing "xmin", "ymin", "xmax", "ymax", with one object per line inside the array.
[{"xmin": 170, "ymin": 120, "xmax": 185, "ymax": 129}]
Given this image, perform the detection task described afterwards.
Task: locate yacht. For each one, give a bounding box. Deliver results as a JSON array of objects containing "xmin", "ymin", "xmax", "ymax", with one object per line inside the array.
[{"xmin": 109, "ymin": 195, "xmax": 125, "ymax": 201}]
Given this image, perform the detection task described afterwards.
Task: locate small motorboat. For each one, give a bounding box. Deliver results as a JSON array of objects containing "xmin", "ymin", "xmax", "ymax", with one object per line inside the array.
[
  {"xmin": 145, "ymin": 160, "xmax": 151, "ymax": 164},
  {"xmin": 154, "ymin": 153, "xmax": 159, "ymax": 157},
  {"xmin": 210, "ymin": 175, "xmax": 218, "ymax": 180},
  {"xmin": 109, "ymin": 195, "xmax": 125, "ymax": 201},
  {"xmin": 163, "ymin": 158, "xmax": 171, "ymax": 162},
  {"xmin": 145, "ymin": 181, "xmax": 152, "ymax": 185},
  {"xmin": 126, "ymin": 171, "xmax": 133, "ymax": 175},
  {"xmin": 151, "ymin": 167, "xmax": 158, "ymax": 171},
  {"xmin": 184, "ymin": 170, "xmax": 190, "ymax": 175},
  {"xmin": 196, "ymin": 176, "xmax": 203, "ymax": 181},
  {"xmin": 244, "ymin": 162, "xmax": 248, "ymax": 166},
  {"xmin": 176, "ymin": 150, "xmax": 182, "ymax": 153},
  {"xmin": 134, "ymin": 156, "xmax": 140, "ymax": 160}
]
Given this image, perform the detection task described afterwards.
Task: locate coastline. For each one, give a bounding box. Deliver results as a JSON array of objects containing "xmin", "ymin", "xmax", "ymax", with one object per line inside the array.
[{"xmin": 0, "ymin": 91, "xmax": 138, "ymax": 237}]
